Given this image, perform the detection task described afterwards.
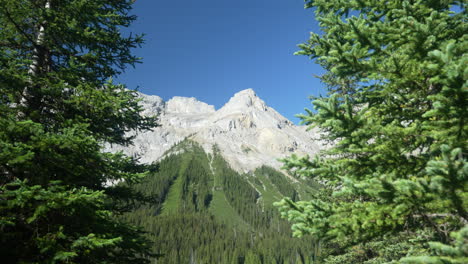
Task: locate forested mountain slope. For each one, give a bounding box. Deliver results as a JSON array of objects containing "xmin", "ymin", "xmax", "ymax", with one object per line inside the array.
[{"xmin": 124, "ymin": 141, "xmax": 320, "ymax": 263}]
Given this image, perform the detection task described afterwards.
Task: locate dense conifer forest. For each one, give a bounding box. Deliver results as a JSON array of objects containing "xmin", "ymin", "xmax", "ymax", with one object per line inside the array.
[{"xmin": 124, "ymin": 141, "xmax": 320, "ymax": 263}]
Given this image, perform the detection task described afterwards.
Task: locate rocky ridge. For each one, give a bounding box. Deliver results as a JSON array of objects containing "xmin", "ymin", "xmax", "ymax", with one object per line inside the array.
[{"xmin": 109, "ymin": 89, "xmax": 322, "ymax": 172}]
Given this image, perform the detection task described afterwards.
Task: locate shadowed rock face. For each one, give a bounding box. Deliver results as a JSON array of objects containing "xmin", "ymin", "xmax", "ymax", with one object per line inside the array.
[{"xmin": 108, "ymin": 89, "xmax": 323, "ymax": 172}]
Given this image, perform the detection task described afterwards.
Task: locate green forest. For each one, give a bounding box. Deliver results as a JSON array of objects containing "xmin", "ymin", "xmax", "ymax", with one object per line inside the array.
[
  {"xmin": 0, "ymin": 0, "xmax": 466, "ymax": 263},
  {"xmin": 123, "ymin": 141, "xmax": 319, "ymax": 263}
]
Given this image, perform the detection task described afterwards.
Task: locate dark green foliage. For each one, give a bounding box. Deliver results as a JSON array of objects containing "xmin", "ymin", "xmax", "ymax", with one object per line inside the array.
[
  {"xmin": 0, "ymin": 0, "xmax": 155, "ymax": 262},
  {"xmin": 212, "ymin": 153, "xmax": 261, "ymax": 226},
  {"xmin": 276, "ymin": 0, "xmax": 467, "ymax": 263},
  {"xmin": 124, "ymin": 142, "xmax": 319, "ymax": 263},
  {"xmin": 0, "ymin": 180, "xmax": 152, "ymax": 264},
  {"xmin": 180, "ymin": 156, "xmax": 213, "ymax": 212},
  {"xmin": 401, "ymin": 226, "xmax": 468, "ymax": 264},
  {"xmin": 256, "ymin": 166, "xmax": 298, "ymax": 201}
]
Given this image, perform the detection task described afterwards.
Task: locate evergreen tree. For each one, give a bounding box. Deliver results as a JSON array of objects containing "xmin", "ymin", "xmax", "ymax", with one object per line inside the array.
[
  {"xmin": 276, "ymin": 0, "xmax": 467, "ymax": 262},
  {"xmin": 0, "ymin": 0, "xmax": 156, "ymax": 263},
  {"xmin": 122, "ymin": 142, "xmax": 319, "ymax": 263},
  {"xmin": 244, "ymin": 250, "xmax": 262, "ymax": 264},
  {"xmin": 401, "ymin": 225, "xmax": 468, "ymax": 264}
]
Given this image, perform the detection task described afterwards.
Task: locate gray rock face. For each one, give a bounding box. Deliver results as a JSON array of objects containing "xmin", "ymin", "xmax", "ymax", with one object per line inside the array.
[
  {"xmin": 108, "ymin": 89, "xmax": 323, "ymax": 172},
  {"xmin": 166, "ymin": 96, "xmax": 215, "ymax": 114}
]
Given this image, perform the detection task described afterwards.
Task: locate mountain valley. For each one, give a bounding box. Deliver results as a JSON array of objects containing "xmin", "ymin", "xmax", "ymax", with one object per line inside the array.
[{"xmin": 115, "ymin": 90, "xmax": 323, "ymax": 263}]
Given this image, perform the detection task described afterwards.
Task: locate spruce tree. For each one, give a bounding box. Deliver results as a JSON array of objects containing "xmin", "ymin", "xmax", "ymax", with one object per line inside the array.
[
  {"xmin": 0, "ymin": 0, "xmax": 156, "ymax": 263},
  {"xmin": 276, "ymin": 0, "xmax": 467, "ymax": 262}
]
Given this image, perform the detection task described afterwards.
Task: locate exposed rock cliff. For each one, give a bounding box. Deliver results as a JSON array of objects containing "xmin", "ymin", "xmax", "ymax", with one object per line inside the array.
[{"xmin": 108, "ymin": 89, "xmax": 322, "ymax": 172}]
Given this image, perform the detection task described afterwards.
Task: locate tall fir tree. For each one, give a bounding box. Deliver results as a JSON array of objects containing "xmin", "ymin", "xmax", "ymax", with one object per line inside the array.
[
  {"xmin": 0, "ymin": 0, "xmax": 157, "ymax": 263},
  {"xmin": 276, "ymin": 1, "xmax": 467, "ymax": 263}
]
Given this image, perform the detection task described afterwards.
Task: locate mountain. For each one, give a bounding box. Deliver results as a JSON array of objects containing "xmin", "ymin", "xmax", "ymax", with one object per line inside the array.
[
  {"xmin": 114, "ymin": 89, "xmax": 324, "ymax": 263},
  {"xmin": 109, "ymin": 89, "xmax": 322, "ymax": 172}
]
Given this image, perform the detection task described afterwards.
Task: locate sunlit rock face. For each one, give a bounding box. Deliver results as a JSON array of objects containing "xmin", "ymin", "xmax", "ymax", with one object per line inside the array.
[
  {"xmin": 107, "ymin": 89, "xmax": 323, "ymax": 172},
  {"xmin": 166, "ymin": 96, "xmax": 215, "ymax": 114}
]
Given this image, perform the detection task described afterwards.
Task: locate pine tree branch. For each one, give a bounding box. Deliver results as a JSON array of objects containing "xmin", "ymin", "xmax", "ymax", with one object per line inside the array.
[{"xmin": 2, "ymin": 8, "xmax": 37, "ymax": 48}]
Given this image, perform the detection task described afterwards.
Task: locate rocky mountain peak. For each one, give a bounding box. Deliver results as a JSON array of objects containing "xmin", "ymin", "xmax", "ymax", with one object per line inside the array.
[
  {"xmin": 137, "ymin": 93, "xmax": 165, "ymax": 116},
  {"xmin": 166, "ymin": 96, "xmax": 215, "ymax": 114},
  {"xmin": 219, "ymin": 88, "xmax": 267, "ymax": 113},
  {"xmin": 233, "ymin": 88, "xmax": 257, "ymax": 99},
  {"xmin": 108, "ymin": 90, "xmax": 322, "ymax": 172}
]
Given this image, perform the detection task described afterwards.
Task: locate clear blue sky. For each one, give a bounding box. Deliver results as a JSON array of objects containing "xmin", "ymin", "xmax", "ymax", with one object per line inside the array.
[{"xmin": 118, "ymin": 0, "xmax": 326, "ymax": 123}]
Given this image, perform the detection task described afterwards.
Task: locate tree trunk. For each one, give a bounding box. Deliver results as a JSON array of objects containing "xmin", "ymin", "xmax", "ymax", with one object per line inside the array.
[{"xmin": 19, "ymin": 0, "xmax": 51, "ymax": 115}]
